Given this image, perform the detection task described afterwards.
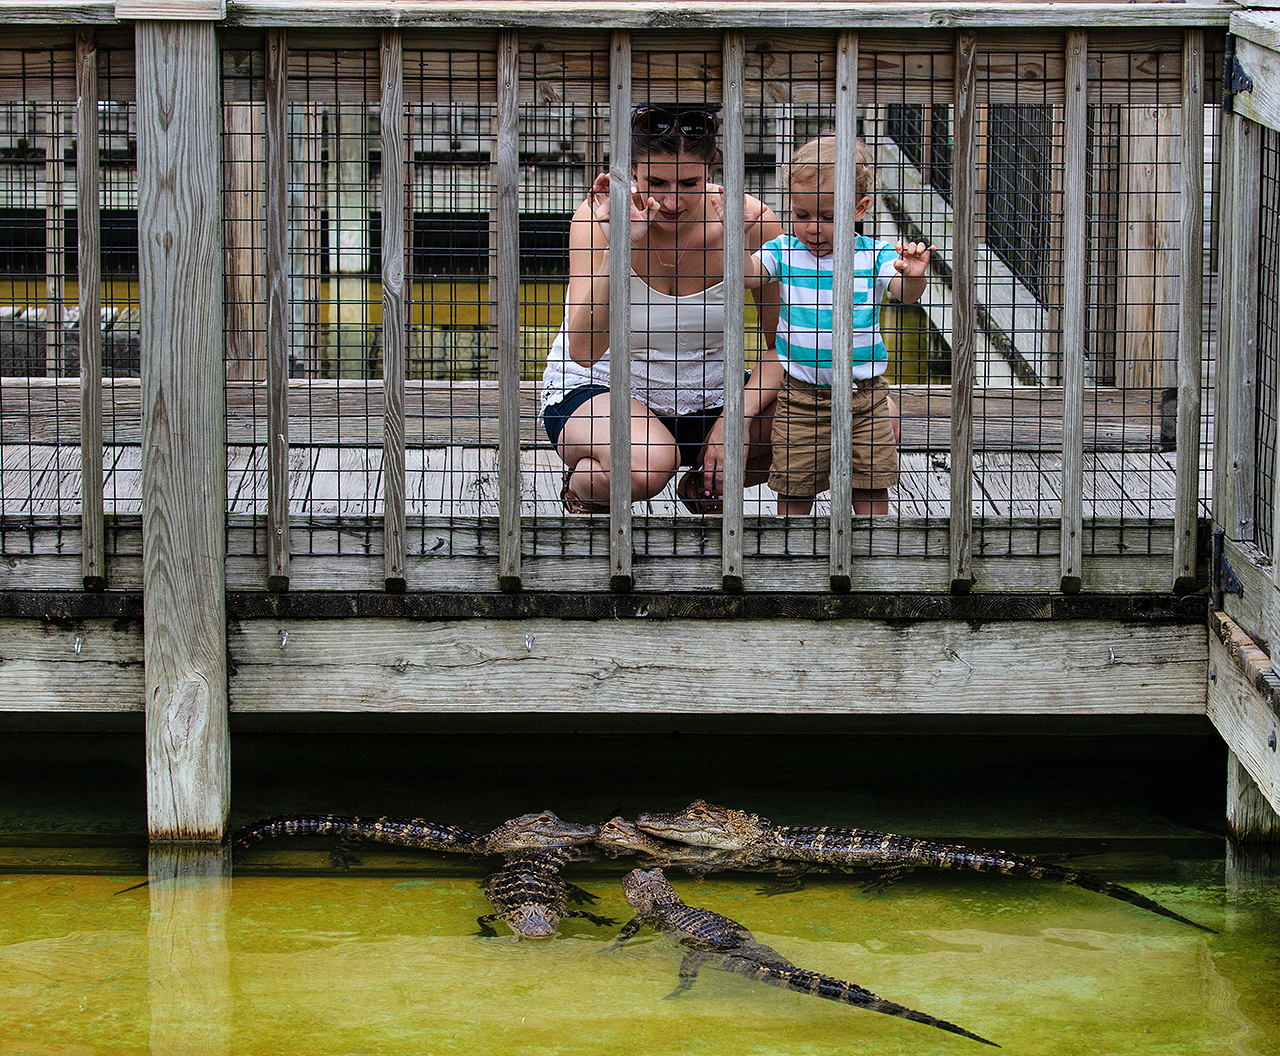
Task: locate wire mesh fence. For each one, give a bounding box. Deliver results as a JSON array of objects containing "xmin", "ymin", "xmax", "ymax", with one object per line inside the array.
[{"xmin": 0, "ymin": 27, "xmax": 1229, "ymax": 588}]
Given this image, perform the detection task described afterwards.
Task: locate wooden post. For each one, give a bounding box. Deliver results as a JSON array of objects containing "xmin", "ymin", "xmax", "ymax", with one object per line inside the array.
[
  {"xmin": 609, "ymin": 29, "xmax": 633, "ymax": 593},
  {"xmin": 496, "ymin": 28, "xmax": 522, "ymax": 592},
  {"xmin": 1223, "ymin": 114, "xmax": 1262, "ymax": 544},
  {"xmin": 45, "ymin": 104, "xmax": 65, "ymax": 379},
  {"xmin": 949, "ymin": 30, "xmax": 977, "ymax": 593},
  {"xmin": 1060, "ymin": 31, "xmax": 1088, "ymax": 594},
  {"xmin": 722, "ymin": 29, "xmax": 745, "ymax": 593},
  {"xmin": 381, "ymin": 30, "xmax": 407, "ymax": 592},
  {"xmin": 829, "ymin": 29, "xmax": 857, "ymax": 593},
  {"xmin": 1213, "ymin": 110, "xmax": 1236, "ymax": 533},
  {"xmin": 1228, "ymin": 749, "xmax": 1280, "ymax": 845},
  {"xmin": 1174, "ymin": 29, "xmax": 1205, "ymax": 593},
  {"xmin": 76, "ymin": 28, "xmax": 105, "ymax": 591},
  {"xmin": 136, "ymin": 18, "xmax": 229, "ymax": 842},
  {"xmin": 265, "ymin": 28, "xmax": 291, "ymax": 591}
]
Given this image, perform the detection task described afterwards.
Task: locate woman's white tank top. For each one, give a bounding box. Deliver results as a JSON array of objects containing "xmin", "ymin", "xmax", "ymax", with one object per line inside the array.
[{"xmin": 540, "ymin": 270, "xmax": 728, "ymax": 418}]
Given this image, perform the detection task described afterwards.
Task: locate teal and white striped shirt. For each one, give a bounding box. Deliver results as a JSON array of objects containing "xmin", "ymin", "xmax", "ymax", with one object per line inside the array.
[{"xmin": 756, "ymin": 233, "xmax": 899, "ymax": 386}]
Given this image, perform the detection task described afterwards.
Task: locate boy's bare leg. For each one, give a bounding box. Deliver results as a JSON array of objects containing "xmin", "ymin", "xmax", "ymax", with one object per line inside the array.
[
  {"xmin": 853, "ymin": 487, "xmax": 889, "ymax": 515},
  {"xmin": 778, "ymin": 496, "xmax": 815, "ymax": 516}
]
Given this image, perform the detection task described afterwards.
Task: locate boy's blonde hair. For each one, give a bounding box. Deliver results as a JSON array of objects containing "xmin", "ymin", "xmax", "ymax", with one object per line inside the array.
[{"xmin": 782, "ymin": 136, "xmax": 874, "ymax": 200}]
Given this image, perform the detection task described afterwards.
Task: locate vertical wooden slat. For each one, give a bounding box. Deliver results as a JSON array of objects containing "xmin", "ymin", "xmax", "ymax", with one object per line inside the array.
[
  {"xmin": 1175, "ymin": 28, "xmax": 1206, "ymax": 593},
  {"xmin": 829, "ymin": 29, "xmax": 857, "ymax": 593},
  {"xmin": 1213, "ymin": 109, "xmax": 1236, "ymax": 534},
  {"xmin": 264, "ymin": 28, "xmax": 290, "ymax": 592},
  {"xmin": 380, "ymin": 30, "xmax": 407, "ymax": 592},
  {"xmin": 1226, "ymin": 114, "xmax": 1262, "ymax": 545},
  {"xmin": 609, "ymin": 29, "xmax": 633, "ymax": 593},
  {"xmin": 496, "ymin": 29, "xmax": 522, "ymax": 592},
  {"xmin": 45, "ymin": 105, "xmax": 65, "ymax": 379},
  {"xmin": 949, "ymin": 29, "xmax": 977, "ymax": 593},
  {"xmin": 136, "ymin": 19, "xmax": 228, "ymax": 841},
  {"xmin": 721, "ymin": 30, "xmax": 745, "ymax": 592},
  {"xmin": 76, "ymin": 28, "xmax": 104, "ymax": 591},
  {"xmin": 1060, "ymin": 31, "xmax": 1088, "ymax": 593}
]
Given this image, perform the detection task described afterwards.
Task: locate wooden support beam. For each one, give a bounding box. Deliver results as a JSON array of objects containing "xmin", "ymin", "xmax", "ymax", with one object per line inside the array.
[
  {"xmin": 949, "ymin": 29, "xmax": 977, "ymax": 593},
  {"xmin": 721, "ymin": 29, "xmax": 745, "ymax": 593},
  {"xmin": 496, "ymin": 28, "xmax": 522, "ymax": 592},
  {"xmin": 829, "ymin": 29, "xmax": 857, "ymax": 593},
  {"xmin": 380, "ymin": 30, "xmax": 407, "ymax": 592},
  {"xmin": 76, "ymin": 27, "xmax": 105, "ymax": 591},
  {"xmin": 1228, "ymin": 749, "xmax": 1280, "ymax": 845},
  {"xmin": 1060, "ymin": 30, "xmax": 1087, "ymax": 594},
  {"xmin": 1174, "ymin": 28, "xmax": 1205, "ymax": 593},
  {"xmin": 135, "ymin": 18, "xmax": 229, "ymax": 841},
  {"xmin": 1212, "ymin": 108, "xmax": 1235, "ymax": 533},
  {"xmin": 608, "ymin": 29, "xmax": 633, "ymax": 593},
  {"xmin": 264, "ymin": 27, "xmax": 291, "ymax": 592}
]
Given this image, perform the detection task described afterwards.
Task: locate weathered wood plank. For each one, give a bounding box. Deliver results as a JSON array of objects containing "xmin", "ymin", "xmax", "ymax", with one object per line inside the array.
[
  {"xmin": 226, "ymin": 615, "xmax": 1207, "ymax": 714},
  {"xmin": 1061, "ymin": 30, "xmax": 1087, "ymax": 591},
  {"xmin": 950, "ymin": 29, "xmax": 977, "ymax": 591},
  {"xmin": 381, "ymin": 30, "xmax": 407, "ymax": 591},
  {"xmin": 76, "ymin": 27, "xmax": 104, "ymax": 590},
  {"xmin": 1228, "ymin": 749, "xmax": 1280, "ymax": 844},
  {"xmin": 135, "ymin": 19, "xmax": 229, "ymax": 841},
  {"xmin": 497, "ymin": 28, "xmax": 523, "ymax": 591},
  {"xmin": 608, "ymin": 29, "xmax": 633, "ymax": 591},
  {"xmin": 1174, "ymin": 28, "xmax": 1205, "ymax": 592},
  {"xmin": 1232, "ymin": 34, "xmax": 1280, "ymax": 137},
  {"xmin": 0, "ymin": 616, "xmax": 143, "ymax": 710},
  {"xmin": 264, "ymin": 27, "xmax": 291, "ymax": 591},
  {"xmin": 721, "ymin": 28, "xmax": 746, "ymax": 591},
  {"xmin": 1208, "ymin": 615, "xmax": 1280, "ymax": 821},
  {"xmin": 829, "ymin": 29, "xmax": 857, "ymax": 591}
]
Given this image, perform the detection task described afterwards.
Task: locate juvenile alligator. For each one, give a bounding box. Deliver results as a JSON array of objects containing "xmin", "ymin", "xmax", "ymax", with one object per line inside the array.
[
  {"xmin": 478, "ymin": 846, "xmax": 616, "ymax": 939},
  {"xmin": 613, "ymin": 867, "xmax": 997, "ymax": 1047},
  {"xmin": 227, "ymin": 814, "xmax": 483, "ymax": 858},
  {"xmin": 635, "ymin": 800, "xmax": 1213, "ymax": 932},
  {"xmin": 479, "ymin": 810, "xmax": 601, "ymax": 855}
]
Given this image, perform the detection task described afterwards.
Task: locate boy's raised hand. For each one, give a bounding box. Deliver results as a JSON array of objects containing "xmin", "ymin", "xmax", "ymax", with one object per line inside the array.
[
  {"xmin": 894, "ymin": 239, "xmax": 937, "ymax": 277},
  {"xmin": 588, "ymin": 171, "xmax": 660, "ymax": 244}
]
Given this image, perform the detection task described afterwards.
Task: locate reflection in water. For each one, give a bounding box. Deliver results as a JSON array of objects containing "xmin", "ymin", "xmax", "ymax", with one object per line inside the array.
[{"xmin": 147, "ymin": 845, "xmax": 230, "ymax": 1056}]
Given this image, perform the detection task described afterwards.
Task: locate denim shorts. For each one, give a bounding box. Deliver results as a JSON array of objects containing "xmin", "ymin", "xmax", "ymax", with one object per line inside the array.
[{"xmin": 542, "ymin": 384, "xmax": 728, "ymax": 468}]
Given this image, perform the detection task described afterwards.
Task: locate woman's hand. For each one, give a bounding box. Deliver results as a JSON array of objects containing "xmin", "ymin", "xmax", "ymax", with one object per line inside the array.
[{"xmin": 588, "ymin": 172, "xmax": 660, "ymax": 244}]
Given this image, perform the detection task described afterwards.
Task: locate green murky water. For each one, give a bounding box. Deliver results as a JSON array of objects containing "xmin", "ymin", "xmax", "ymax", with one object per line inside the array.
[{"xmin": 1, "ymin": 722, "xmax": 1277, "ymax": 1055}]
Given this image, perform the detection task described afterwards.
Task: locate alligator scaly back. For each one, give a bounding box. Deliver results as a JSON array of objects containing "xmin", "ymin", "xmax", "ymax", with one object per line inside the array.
[
  {"xmin": 614, "ymin": 868, "xmax": 997, "ymax": 1047},
  {"xmin": 635, "ymin": 801, "xmax": 1214, "ymax": 932},
  {"xmin": 478, "ymin": 846, "xmax": 616, "ymax": 939},
  {"xmin": 227, "ymin": 813, "xmax": 483, "ymax": 854}
]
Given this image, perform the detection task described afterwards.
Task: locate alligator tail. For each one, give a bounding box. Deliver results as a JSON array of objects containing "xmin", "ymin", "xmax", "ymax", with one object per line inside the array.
[
  {"xmin": 227, "ymin": 813, "xmax": 482, "ymax": 853},
  {"xmin": 1016, "ymin": 859, "xmax": 1215, "ymax": 933},
  {"xmin": 762, "ymin": 965, "xmax": 998, "ymax": 1047}
]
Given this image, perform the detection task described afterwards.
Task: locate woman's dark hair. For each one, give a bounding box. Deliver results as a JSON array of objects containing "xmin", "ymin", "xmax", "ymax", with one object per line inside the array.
[{"xmin": 630, "ymin": 104, "xmax": 721, "ymax": 165}]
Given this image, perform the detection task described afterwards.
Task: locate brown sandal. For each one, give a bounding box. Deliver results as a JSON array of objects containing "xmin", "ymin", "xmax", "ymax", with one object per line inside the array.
[
  {"xmin": 677, "ymin": 470, "xmax": 723, "ymax": 515},
  {"xmin": 561, "ymin": 471, "xmax": 610, "ymax": 515}
]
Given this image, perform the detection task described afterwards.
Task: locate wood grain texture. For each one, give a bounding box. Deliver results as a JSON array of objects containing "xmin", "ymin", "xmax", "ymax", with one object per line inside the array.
[
  {"xmin": 496, "ymin": 28, "xmax": 522, "ymax": 589},
  {"xmin": 76, "ymin": 27, "xmax": 105, "ymax": 589},
  {"xmin": 1232, "ymin": 34, "xmax": 1280, "ymax": 137},
  {"xmin": 1208, "ymin": 628, "xmax": 1280, "ymax": 821},
  {"xmin": 828, "ymin": 29, "xmax": 857, "ymax": 590},
  {"xmin": 721, "ymin": 29, "xmax": 745, "ymax": 589},
  {"xmin": 1060, "ymin": 30, "xmax": 1087, "ymax": 590},
  {"xmin": 1228, "ymin": 749, "xmax": 1280, "ymax": 843},
  {"xmin": 380, "ymin": 30, "xmax": 407, "ymax": 589},
  {"xmin": 135, "ymin": 19, "xmax": 229, "ymax": 841},
  {"xmin": 608, "ymin": 29, "xmax": 632, "ymax": 590},
  {"xmin": 226, "ymin": 615, "xmax": 1206, "ymax": 714},
  {"xmin": 264, "ymin": 27, "xmax": 290, "ymax": 589},
  {"xmin": 949, "ymin": 30, "xmax": 977, "ymax": 590},
  {"xmin": 1174, "ymin": 28, "xmax": 1205, "ymax": 590},
  {"xmin": 0, "ymin": 617, "xmax": 143, "ymax": 711}
]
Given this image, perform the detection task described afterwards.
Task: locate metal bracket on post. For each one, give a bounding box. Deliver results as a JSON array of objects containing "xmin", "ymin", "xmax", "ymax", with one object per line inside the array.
[
  {"xmin": 1212, "ymin": 527, "xmax": 1245, "ymax": 610},
  {"xmin": 1225, "ymin": 35, "xmax": 1254, "ymax": 114}
]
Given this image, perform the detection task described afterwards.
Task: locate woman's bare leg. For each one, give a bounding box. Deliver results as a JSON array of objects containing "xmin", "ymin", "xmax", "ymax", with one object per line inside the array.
[{"xmin": 557, "ymin": 392, "xmax": 680, "ymax": 504}]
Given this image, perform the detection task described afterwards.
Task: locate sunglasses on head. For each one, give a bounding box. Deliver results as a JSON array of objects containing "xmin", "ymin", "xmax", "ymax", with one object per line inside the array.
[{"xmin": 631, "ymin": 106, "xmax": 719, "ymax": 139}]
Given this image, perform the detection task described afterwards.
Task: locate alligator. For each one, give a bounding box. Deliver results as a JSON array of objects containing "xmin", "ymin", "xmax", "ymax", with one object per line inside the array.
[
  {"xmin": 478, "ymin": 846, "xmax": 616, "ymax": 939},
  {"xmin": 227, "ymin": 813, "xmax": 483, "ymax": 860},
  {"xmin": 477, "ymin": 810, "xmax": 601, "ymax": 855},
  {"xmin": 634, "ymin": 800, "xmax": 1214, "ymax": 932},
  {"xmin": 612, "ymin": 867, "xmax": 998, "ymax": 1047}
]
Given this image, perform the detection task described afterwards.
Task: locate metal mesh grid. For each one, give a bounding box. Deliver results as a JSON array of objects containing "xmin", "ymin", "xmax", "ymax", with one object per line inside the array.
[{"xmin": 1255, "ymin": 124, "xmax": 1280, "ymax": 560}]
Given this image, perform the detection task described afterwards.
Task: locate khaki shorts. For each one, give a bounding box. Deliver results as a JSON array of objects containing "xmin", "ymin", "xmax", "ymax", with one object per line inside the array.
[{"xmin": 768, "ymin": 374, "xmax": 899, "ymax": 499}]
